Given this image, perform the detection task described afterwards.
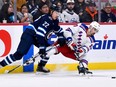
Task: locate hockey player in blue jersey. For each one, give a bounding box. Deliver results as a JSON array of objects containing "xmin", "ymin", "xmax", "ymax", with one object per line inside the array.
[{"xmin": 0, "ymin": 5, "xmax": 62, "ymax": 73}]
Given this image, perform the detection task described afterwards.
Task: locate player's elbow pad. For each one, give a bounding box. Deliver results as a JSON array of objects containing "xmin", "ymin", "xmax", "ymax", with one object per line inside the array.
[{"xmin": 63, "ymin": 31, "xmax": 72, "ymax": 39}]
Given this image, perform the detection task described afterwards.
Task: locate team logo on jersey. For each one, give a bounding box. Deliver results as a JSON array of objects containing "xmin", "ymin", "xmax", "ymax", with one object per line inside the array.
[{"xmin": 47, "ymin": 32, "xmax": 58, "ymax": 45}]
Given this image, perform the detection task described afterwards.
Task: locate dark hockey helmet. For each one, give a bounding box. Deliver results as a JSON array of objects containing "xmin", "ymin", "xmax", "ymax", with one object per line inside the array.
[{"xmin": 50, "ymin": 4, "xmax": 59, "ymax": 12}]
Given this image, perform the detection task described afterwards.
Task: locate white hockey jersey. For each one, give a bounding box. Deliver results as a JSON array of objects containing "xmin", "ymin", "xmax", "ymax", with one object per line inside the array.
[
  {"xmin": 63, "ymin": 23, "xmax": 95, "ymax": 53},
  {"xmin": 62, "ymin": 9, "xmax": 80, "ymax": 23}
]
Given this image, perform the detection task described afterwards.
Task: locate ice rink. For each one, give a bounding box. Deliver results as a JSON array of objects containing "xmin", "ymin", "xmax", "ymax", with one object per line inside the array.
[{"xmin": 0, "ymin": 70, "xmax": 116, "ymax": 87}]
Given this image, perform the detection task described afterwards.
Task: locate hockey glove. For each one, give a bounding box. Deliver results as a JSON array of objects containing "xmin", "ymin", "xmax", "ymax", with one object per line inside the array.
[
  {"xmin": 39, "ymin": 46, "xmax": 46, "ymax": 55},
  {"xmin": 67, "ymin": 41, "xmax": 77, "ymax": 51},
  {"xmin": 66, "ymin": 37, "xmax": 77, "ymax": 50},
  {"xmin": 57, "ymin": 36, "xmax": 66, "ymax": 46},
  {"xmin": 75, "ymin": 48, "xmax": 86, "ymax": 59},
  {"xmin": 69, "ymin": 42, "xmax": 78, "ymax": 51}
]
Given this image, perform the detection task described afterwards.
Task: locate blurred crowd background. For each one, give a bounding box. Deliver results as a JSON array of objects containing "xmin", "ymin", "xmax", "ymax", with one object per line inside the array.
[{"xmin": 0, "ymin": 0, "xmax": 116, "ymax": 23}]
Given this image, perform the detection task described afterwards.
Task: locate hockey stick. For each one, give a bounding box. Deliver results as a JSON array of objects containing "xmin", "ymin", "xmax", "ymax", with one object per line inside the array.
[
  {"xmin": 5, "ymin": 53, "xmax": 39, "ymax": 73},
  {"xmin": 5, "ymin": 46, "xmax": 56, "ymax": 73}
]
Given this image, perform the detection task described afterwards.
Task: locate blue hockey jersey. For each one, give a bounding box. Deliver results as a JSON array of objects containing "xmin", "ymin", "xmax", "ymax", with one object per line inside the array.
[{"xmin": 26, "ymin": 14, "xmax": 62, "ymax": 47}]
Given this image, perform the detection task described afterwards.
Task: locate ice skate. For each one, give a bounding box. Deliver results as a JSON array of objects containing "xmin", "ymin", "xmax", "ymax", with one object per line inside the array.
[
  {"xmin": 77, "ymin": 66, "xmax": 92, "ymax": 75},
  {"xmin": 36, "ymin": 66, "xmax": 50, "ymax": 75}
]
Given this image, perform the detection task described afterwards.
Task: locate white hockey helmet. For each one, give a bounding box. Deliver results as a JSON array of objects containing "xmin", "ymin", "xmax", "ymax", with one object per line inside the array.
[{"xmin": 89, "ymin": 21, "xmax": 100, "ymax": 32}]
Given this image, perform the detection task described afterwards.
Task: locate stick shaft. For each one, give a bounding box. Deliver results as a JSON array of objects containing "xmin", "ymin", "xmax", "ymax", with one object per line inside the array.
[
  {"xmin": 6, "ymin": 46, "xmax": 55, "ymax": 73},
  {"xmin": 7, "ymin": 65, "xmax": 21, "ymax": 73},
  {"xmin": 7, "ymin": 53, "xmax": 39, "ymax": 73}
]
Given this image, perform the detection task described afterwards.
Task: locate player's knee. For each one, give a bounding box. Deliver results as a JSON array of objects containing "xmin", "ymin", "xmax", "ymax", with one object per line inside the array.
[{"xmin": 13, "ymin": 51, "xmax": 24, "ymax": 60}]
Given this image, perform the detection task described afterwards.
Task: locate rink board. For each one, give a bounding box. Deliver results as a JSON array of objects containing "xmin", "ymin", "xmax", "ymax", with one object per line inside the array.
[
  {"xmin": 0, "ymin": 23, "xmax": 116, "ymax": 74},
  {"xmin": 0, "ymin": 62, "xmax": 116, "ymax": 74}
]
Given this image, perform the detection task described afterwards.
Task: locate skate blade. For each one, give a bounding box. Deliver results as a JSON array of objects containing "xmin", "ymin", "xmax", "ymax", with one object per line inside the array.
[
  {"xmin": 36, "ymin": 71, "xmax": 50, "ymax": 75},
  {"xmin": 86, "ymin": 72, "xmax": 93, "ymax": 74},
  {"xmin": 79, "ymin": 72, "xmax": 93, "ymax": 75}
]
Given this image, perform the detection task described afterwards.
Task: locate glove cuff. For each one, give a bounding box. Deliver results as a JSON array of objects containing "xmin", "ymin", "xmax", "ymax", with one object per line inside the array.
[{"xmin": 66, "ymin": 37, "xmax": 73, "ymax": 45}]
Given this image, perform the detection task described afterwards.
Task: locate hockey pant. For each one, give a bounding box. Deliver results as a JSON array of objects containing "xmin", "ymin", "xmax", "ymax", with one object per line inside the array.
[{"xmin": 47, "ymin": 44, "xmax": 88, "ymax": 68}]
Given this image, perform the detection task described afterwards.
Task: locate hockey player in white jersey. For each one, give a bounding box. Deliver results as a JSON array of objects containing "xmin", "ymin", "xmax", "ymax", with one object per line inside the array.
[{"xmin": 46, "ymin": 21, "xmax": 100, "ymax": 74}]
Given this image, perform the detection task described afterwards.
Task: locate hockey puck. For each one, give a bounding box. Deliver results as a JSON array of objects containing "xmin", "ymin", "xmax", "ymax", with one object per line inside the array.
[{"xmin": 111, "ymin": 77, "xmax": 116, "ymax": 79}]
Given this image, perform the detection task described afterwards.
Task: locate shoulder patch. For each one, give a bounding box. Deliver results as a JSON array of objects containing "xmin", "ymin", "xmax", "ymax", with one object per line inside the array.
[{"xmin": 80, "ymin": 23, "xmax": 88, "ymax": 30}]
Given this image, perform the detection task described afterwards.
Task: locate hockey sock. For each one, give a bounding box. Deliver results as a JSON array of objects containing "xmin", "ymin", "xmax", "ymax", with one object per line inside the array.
[
  {"xmin": 0, "ymin": 54, "xmax": 16, "ymax": 67},
  {"xmin": 38, "ymin": 57, "xmax": 49, "ymax": 67},
  {"xmin": 79, "ymin": 59, "xmax": 88, "ymax": 68}
]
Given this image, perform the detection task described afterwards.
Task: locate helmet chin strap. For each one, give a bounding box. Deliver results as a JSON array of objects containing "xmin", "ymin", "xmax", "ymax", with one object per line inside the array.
[
  {"xmin": 89, "ymin": 25, "xmax": 93, "ymax": 30},
  {"xmin": 86, "ymin": 29, "xmax": 91, "ymax": 37},
  {"xmin": 87, "ymin": 27, "xmax": 95, "ymax": 36}
]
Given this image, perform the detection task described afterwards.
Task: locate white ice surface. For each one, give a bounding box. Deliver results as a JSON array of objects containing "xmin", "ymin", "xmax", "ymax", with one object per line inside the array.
[{"xmin": 0, "ymin": 70, "xmax": 116, "ymax": 87}]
